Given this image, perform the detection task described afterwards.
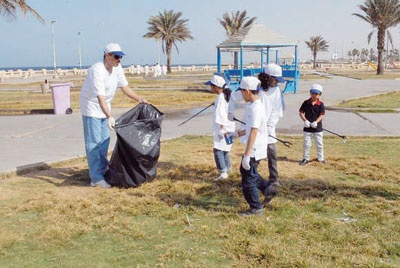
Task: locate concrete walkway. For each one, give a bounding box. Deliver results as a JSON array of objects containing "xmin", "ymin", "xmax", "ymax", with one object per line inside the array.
[{"xmin": 1, "ymin": 74, "xmax": 399, "ymax": 175}]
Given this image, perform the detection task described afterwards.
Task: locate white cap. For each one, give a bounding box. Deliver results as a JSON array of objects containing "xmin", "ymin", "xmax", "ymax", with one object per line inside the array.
[
  {"xmin": 104, "ymin": 43, "xmax": 125, "ymax": 56},
  {"xmin": 205, "ymin": 75, "xmax": 226, "ymax": 88},
  {"xmin": 264, "ymin": 64, "xmax": 285, "ymax": 83},
  {"xmin": 310, "ymin": 84, "xmax": 323, "ymax": 94},
  {"xmin": 240, "ymin": 76, "xmax": 261, "ymax": 91}
]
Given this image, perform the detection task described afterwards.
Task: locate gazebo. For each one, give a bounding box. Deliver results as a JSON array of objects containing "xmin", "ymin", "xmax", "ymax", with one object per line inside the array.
[{"xmin": 216, "ymin": 23, "xmax": 300, "ymax": 93}]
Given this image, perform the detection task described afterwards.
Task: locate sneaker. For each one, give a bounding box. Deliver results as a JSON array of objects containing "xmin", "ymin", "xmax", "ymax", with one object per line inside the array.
[
  {"xmin": 214, "ymin": 172, "xmax": 228, "ymax": 181},
  {"xmin": 299, "ymin": 159, "xmax": 308, "ymax": 166},
  {"xmin": 90, "ymin": 179, "xmax": 111, "ymax": 188},
  {"xmin": 263, "ymin": 182, "xmax": 280, "ymax": 206},
  {"xmin": 238, "ymin": 208, "xmax": 264, "ymax": 217}
]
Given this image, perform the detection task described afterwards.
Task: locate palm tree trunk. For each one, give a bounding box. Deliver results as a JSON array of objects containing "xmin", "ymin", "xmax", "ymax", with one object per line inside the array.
[
  {"xmin": 377, "ymin": 28, "xmax": 385, "ymax": 75},
  {"xmin": 313, "ymin": 51, "xmax": 317, "ymax": 69},
  {"xmin": 166, "ymin": 43, "xmax": 172, "ymax": 73}
]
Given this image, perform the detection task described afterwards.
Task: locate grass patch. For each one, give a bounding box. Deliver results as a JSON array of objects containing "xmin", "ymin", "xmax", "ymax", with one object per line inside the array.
[
  {"xmin": 326, "ymin": 69, "xmax": 400, "ymax": 80},
  {"xmin": 0, "ymin": 136, "xmax": 399, "ymax": 267},
  {"xmin": 335, "ymin": 91, "xmax": 400, "ymax": 112}
]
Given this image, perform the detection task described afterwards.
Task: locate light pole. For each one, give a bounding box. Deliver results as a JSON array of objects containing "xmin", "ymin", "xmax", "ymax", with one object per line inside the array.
[
  {"xmin": 51, "ymin": 20, "xmax": 57, "ymax": 76},
  {"xmin": 78, "ymin": 31, "xmax": 82, "ymax": 70}
]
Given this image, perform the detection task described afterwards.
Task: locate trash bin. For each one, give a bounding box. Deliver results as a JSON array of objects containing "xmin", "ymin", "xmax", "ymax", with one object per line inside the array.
[
  {"xmin": 50, "ymin": 82, "xmax": 73, "ymax": 115},
  {"xmin": 40, "ymin": 79, "xmax": 49, "ymax": 94}
]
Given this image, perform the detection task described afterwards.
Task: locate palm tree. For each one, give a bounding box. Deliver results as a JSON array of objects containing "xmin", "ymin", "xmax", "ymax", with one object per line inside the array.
[
  {"xmin": 0, "ymin": 0, "xmax": 44, "ymax": 23},
  {"xmin": 353, "ymin": 0, "xmax": 400, "ymax": 75},
  {"xmin": 218, "ymin": 10, "xmax": 256, "ymax": 69},
  {"xmin": 305, "ymin": 36, "xmax": 329, "ymax": 69},
  {"xmin": 143, "ymin": 10, "xmax": 193, "ymax": 73}
]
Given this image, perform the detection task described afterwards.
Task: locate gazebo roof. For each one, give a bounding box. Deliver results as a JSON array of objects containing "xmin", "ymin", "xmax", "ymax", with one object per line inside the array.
[{"xmin": 217, "ymin": 23, "xmax": 296, "ymax": 49}]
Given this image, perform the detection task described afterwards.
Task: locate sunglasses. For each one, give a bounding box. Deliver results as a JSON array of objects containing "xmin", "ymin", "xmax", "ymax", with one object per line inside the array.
[{"xmin": 112, "ymin": 54, "xmax": 123, "ymax": 60}]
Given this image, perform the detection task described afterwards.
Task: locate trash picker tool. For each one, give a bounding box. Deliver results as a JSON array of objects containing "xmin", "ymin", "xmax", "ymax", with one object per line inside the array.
[
  {"xmin": 233, "ymin": 117, "xmax": 293, "ymax": 147},
  {"xmin": 321, "ymin": 128, "xmax": 348, "ymax": 143},
  {"xmin": 178, "ymin": 102, "xmax": 214, "ymax": 126}
]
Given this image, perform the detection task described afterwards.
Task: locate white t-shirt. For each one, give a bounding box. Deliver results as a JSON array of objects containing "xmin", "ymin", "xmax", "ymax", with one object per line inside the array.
[
  {"xmin": 80, "ymin": 62, "xmax": 128, "ymax": 118},
  {"xmin": 259, "ymin": 87, "xmax": 283, "ymax": 144},
  {"xmin": 213, "ymin": 93, "xmax": 235, "ymax": 151},
  {"xmin": 243, "ymin": 98, "xmax": 268, "ymax": 160}
]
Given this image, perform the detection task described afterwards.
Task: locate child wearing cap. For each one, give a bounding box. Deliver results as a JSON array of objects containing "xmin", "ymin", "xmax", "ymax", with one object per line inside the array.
[
  {"xmin": 231, "ymin": 76, "xmax": 269, "ymax": 216},
  {"xmin": 299, "ymin": 84, "xmax": 325, "ymax": 166},
  {"xmin": 257, "ymin": 63, "xmax": 285, "ymax": 204},
  {"xmin": 205, "ymin": 75, "xmax": 235, "ymax": 181}
]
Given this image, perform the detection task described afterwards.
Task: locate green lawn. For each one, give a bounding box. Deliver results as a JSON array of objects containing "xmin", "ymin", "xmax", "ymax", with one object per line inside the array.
[{"xmin": 0, "ymin": 135, "xmax": 399, "ymax": 267}]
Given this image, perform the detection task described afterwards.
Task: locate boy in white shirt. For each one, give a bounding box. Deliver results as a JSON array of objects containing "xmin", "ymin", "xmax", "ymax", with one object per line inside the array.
[
  {"xmin": 205, "ymin": 75, "xmax": 235, "ymax": 180},
  {"xmin": 231, "ymin": 77, "xmax": 269, "ymax": 216}
]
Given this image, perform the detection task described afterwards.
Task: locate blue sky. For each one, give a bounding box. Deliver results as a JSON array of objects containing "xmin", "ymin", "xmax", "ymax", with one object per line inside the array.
[{"xmin": 0, "ymin": 0, "xmax": 396, "ymax": 68}]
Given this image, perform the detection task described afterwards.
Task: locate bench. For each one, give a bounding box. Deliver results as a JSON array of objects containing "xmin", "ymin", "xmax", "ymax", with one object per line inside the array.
[{"xmin": 282, "ymin": 69, "xmax": 300, "ymax": 94}]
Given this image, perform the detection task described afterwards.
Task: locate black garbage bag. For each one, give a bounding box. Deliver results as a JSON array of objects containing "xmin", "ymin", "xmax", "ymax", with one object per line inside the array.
[{"xmin": 104, "ymin": 103, "xmax": 164, "ymax": 188}]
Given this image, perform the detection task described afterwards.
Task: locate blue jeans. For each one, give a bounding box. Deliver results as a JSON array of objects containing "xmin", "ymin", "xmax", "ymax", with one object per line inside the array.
[
  {"xmin": 240, "ymin": 157, "xmax": 269, "ymax": 209},
  {"xmin": 213, "ymin": 148, "xmax": 231, "ymax": 173},
  {"xmin": 82, "ymin": 115, "xmax": 110, "ymax": 183}
]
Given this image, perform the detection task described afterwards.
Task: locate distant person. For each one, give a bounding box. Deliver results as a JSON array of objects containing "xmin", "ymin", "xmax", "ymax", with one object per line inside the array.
[
  {"xmin": 257, "ymin": 64, "xmax": 285, "ymax": 204},
  {"xmin": 80, "ymin": 43, "xmax": 148, "ymax": 188},
  {"xmin": 130, "ymin": 64, "xmax": 135, "ymax": 75},
  {"xmin": 299, "ymin": 84, "xmax": 325, "ymax": 166},
  {"xmin": 144, "ymin": 64, "xmax": 149, "ymax": 77},
  {"xmin": 136, "ymin": 64, "xmax": 141, "ymax": 75},
  {"xmin": 230, "ymin": 77, "xmax": 269, "ymax": 216},
  {"xmin": 161, "ymin": 64, "xmax": 167, "ymax": 78},
  {"xmin": 205, "ymin": 75, "xmax": 235, "ymax": 181}
]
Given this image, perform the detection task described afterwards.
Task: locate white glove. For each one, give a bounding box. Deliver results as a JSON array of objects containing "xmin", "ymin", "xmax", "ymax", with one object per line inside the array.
[
  {"xmin": 304, "ymin": 120, "xmax": 311, "ymax": 128},
  {"xmin": 107, "ymin": 117, "xmax": 116, "ymax": 130},
  {"xmin": 310, "ymin": 121, "xmax": 318, "ymax": 128},
  {"xmin": 228, "ymin": 112, "xmax": 235, "ymax": 121},
  {"xmin": 218, "ymin": 129, "xmax": 226, "ymax": 139},
  {"xmin": 241, "ymin": 155, "xmax": 251, "ymax": 170}
]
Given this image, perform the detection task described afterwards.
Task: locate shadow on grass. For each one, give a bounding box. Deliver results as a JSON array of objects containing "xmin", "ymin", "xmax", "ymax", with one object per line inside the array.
[{"xmin": 23, "ymin": 161, "xmax": 399, "ymax": 212}]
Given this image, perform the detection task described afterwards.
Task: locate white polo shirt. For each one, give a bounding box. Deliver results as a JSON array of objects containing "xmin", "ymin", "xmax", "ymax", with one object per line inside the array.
[
  {"xmin": 259, "ymin": 87, "xmax": 283, "ymax": 144},
  {"xmin": 243, "ymin": 98, "xmax": 268, "ymax": 160},
  {"xmin": 80, "ymin": 62, "xmax": 128, "ymax": 118},
  {"xmin": 213, "ymin": 93, "xmax": 235, "ymax": 151}
]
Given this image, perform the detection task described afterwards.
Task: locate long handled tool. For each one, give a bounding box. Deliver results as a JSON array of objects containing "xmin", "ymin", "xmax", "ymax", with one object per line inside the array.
[
  {"xmin": 178, "ymin": 102, "xmax": 214, "ymax": 126},
  {"xmin": 321, "ymin": 127, "xmax": 348, "ymax": 143},
  {"xmin": 233, "ymin": 117, "xmax": 293, "ymax": 147}
]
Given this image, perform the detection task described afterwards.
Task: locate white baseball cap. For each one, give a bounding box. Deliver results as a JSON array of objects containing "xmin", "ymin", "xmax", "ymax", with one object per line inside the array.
[
  {"xmin": 239, "ymin": 76, "xmax": 261, "ymax": 91},
  {"xmin": 104, "ymin": 43, "xmax": 125, "ymax": 56},
  {"xmin": 264, "ymin": 64, "xmax": 285, "ymax": 83},
  {"xmin": 310, "ymin": 84, "xmax": 323, "ymax": 94},
  {"xmin": 204, "ymin": 75, "xmax": 226, "ymax": 88}
]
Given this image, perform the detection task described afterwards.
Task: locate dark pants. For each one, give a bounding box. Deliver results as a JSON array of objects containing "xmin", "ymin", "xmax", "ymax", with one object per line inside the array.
[
  {"xmin": 267, "ymin": 143, "xmax": 278, "ymax": 182},
  {"xmin": 240, "ymin": 157, "xmax": 269, "ymax": 210}
]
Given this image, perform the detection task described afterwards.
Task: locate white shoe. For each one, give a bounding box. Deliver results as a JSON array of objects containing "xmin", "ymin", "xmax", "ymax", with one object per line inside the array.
[
  {"xmin": 90, "ymin": 179, "xmax": 111, "ymax": 188},
  {"xmin": 214, "ymin": 173, "xmax": 228, "ymax": 181}
]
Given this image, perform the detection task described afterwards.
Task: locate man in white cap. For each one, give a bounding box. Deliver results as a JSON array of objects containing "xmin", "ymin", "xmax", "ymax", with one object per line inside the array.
[
  {"xmin": 80, "ymin": 43, "xmax": 148, "ymax": 188},
  {"xmin": 299, "ymin": 84, "xmax": 325, "ymax": 166},
  {"xmin": 230, "ymin": 76, "xmax": 269, "ymax": 216},
  {"xmin": 257, "ymin": 63, "xmax": 285, "ymax": 205}
]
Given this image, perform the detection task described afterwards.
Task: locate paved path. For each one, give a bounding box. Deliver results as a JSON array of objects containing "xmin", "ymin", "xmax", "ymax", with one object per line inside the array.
[{"xmin": 1, "ymin": 74, "xmax": 399, "ymax": 174}]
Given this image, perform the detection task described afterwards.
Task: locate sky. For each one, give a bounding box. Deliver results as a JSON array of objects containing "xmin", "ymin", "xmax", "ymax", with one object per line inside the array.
[{"xmin": 1, "ymin": 0, "xmax": 399, "ymax": 68}]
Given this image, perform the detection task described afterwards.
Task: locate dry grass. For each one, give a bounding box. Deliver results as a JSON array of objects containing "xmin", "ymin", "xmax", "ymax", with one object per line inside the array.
[{"xmin": 0, "ymin": 135, "xmax": 399, "ymax": 267}]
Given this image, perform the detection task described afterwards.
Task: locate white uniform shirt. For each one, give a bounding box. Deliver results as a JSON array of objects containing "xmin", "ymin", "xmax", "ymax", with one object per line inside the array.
[
  {"xmin": 80, "ymin": 62, "xmax": 128, "ymax": 118},
  {"xmin": 213, "ymin": 93, "xmax": 235, "ymax": 151},
  {"xmin": 259, "ymin": 87, "xmax": 283, "ymax": 144},
  {"xmin": 243, "ymin": 98, "xmax": 268, "ymax": 160}
]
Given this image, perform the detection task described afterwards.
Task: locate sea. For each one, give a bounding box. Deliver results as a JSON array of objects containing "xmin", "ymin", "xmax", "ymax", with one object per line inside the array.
[{"xmin": 0, "ymin": 63, "xmax": 215, "ymax": 72}]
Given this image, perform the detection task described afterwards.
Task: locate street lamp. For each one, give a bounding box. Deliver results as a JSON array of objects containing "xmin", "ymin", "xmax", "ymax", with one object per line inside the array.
[
  {"xmin": 78, "ymin": 31, "xmax": 82, "ymax": 70},
  {"xmin": 51, "ymin": 20, "xmax": 57, "ymax": 75}
]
